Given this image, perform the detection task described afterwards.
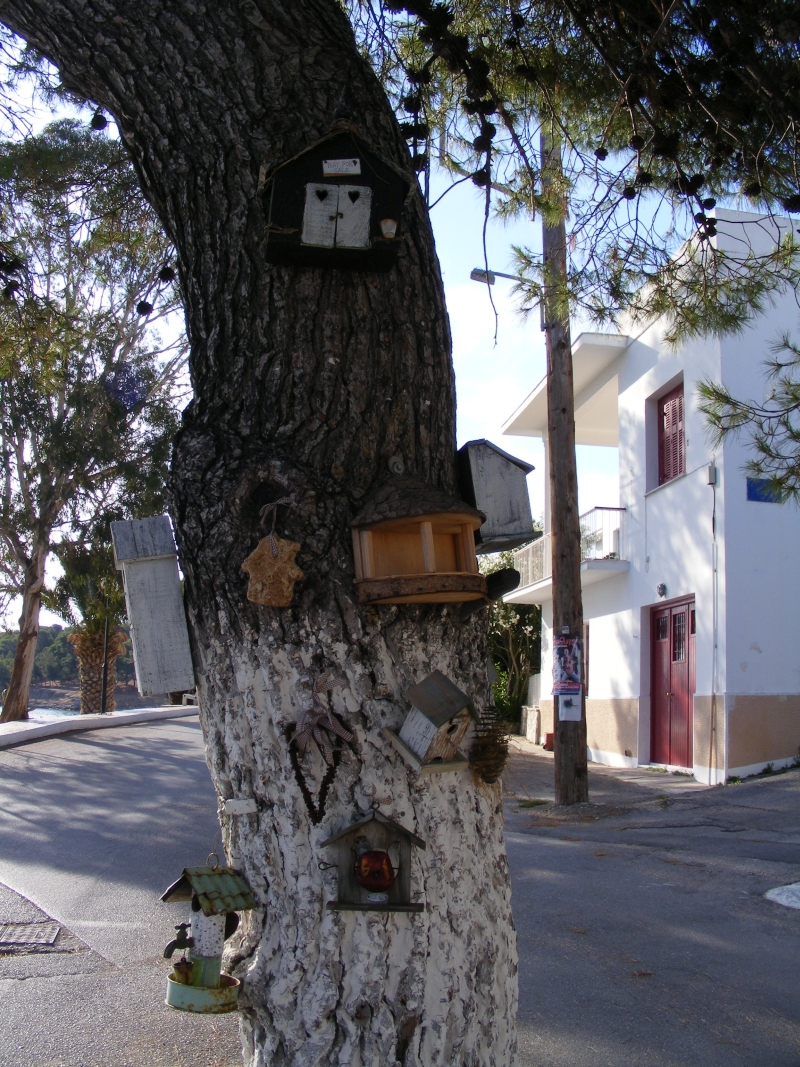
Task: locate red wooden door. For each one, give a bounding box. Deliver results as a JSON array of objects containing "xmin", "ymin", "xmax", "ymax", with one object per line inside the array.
[{"xmin": 651, "ymin": 599, "xmax": 695, "ymax": 767}]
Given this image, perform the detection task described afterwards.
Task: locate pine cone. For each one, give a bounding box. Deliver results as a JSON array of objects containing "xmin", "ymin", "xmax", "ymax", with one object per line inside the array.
[{"xmin": 468, "ymin": 709, "xmax": 509, "ymax": 784}]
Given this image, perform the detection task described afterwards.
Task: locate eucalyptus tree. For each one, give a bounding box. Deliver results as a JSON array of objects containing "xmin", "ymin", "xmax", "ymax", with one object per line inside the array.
[
  {"xmin": 0, "ymin": 2, "xmax": 797, "ymax": 1065},
  {"xmin": 0, "ymin": 119, "xmax": 183, "ymax": 723}
]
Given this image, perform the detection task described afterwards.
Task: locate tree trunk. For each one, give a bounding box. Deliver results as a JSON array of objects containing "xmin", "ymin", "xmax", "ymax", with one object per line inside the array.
[
  {"xmin": 0, "ymin": 541, "xmax": 46, "ymax": 723},
  {"xmin": 68, "ymin": 629, "xmax": 127, "ymax": 714},
  {"xmin": 0, "ymin": 3, "xmax": 518, "ymax": 1063},
  {"xmin": 540, "ymin": 132, "xmax": 589, "ymax": 806}
]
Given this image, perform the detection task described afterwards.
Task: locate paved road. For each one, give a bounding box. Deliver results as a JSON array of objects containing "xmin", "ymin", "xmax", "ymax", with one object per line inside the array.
[
  {"xmin": 506, "ymin": 741, "xmax": 800, "ymax": 1066},
  {"xmin": 2, "ymin": 723, "xmax": 800, "ymax": 1066},
  {"xmin": 0, "ymin": 718, "xmax": 240, "ymax": 1067}
]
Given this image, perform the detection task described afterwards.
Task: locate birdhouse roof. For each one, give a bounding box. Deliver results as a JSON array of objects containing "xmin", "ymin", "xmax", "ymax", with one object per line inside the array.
[
  {"xmin": 161, "ymin": 866, "xmax": 257, "ymax": 916},
  {"xmin": 459, "ymin": 439, "xmax": 535, "ymax": 475},
  {"xmin": 351, "ymin": 475, "xmax": 484, "ymax": 528},
  {"xmin": 266, "ymin": 126, "xmax": 411, "ymax": 189},
  {"xmin": 406, "ymin": 669, "xmax": 478, "ymax": 726},
  {"xmin": 321, "ymin": 809, "xmax": 426, "ymax": 850},
  {"xmin": 111, "ymin": 514, "xmax": 177, "ymax": 564}
]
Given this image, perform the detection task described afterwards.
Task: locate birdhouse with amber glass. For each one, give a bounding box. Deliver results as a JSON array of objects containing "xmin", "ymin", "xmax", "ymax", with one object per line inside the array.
[
  {"xmin": 321, "ymin": 808, "xmax": 426, "ymax": 913},
  {"xmin": 263, "ymin": 131, "xmax": 409, "ymax": 272},
  {"xmin": 351, "ymin": 476, "xmax": 488, "ymax": 605}
]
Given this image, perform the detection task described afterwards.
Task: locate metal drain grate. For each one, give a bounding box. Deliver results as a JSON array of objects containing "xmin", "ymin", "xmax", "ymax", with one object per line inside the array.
[{"xmin": 0, "ymin": 922, "xmax": 60, "ymax": 946}]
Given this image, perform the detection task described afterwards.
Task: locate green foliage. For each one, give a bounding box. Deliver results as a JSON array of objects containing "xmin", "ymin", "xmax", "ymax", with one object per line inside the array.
[
  {"xmin": 347, "ymin": 1, "xmax": 800, "ymax": 342},
  {"xmin": 0, "ymin": 117, "xmax": 185, "ymax": 616},
  {"xmin": 479, "ymin": 550, "xmax": 540, "ymax": 724},
  {"xmin": 0, "ymin": 624, "xmax": 76, "ymax": 688},
  {"xmin": 45, "ymin": 540, "xmax": 126, "ymax": 635},
  {"xmin": 0, "ymin": 623, "xmax": 135, "ymax": 690},
  {"xmin": 698, "ymin": 334, "xmax": 800, "ymax": 500}
]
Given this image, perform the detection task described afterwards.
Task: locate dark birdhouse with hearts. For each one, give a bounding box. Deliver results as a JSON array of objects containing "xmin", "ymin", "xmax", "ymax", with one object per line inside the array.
[
  {"xmin": 321, "ymin": 808, "xmax": 426, "ymax": 913},
  {"xmin": 263, "ymin": 131, "xmax": 409, "ymax": 271}
]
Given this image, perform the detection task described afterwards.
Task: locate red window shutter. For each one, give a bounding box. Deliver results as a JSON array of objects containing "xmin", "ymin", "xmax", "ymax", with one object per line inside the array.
[{"xmin": 658, "ymin": 385, "xmax": 685, "ymax": 484}]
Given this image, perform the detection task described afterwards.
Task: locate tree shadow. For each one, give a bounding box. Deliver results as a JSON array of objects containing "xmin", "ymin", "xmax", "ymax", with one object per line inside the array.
[{"xmin": 0, "ymin": 719, "xmax": 221, "ymax": 894}]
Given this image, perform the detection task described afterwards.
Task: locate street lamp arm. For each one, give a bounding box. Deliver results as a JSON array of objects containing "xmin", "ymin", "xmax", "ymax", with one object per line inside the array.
[{"xmin": 470, "ymin": 266, "xmax": 527, "ymax": 284}]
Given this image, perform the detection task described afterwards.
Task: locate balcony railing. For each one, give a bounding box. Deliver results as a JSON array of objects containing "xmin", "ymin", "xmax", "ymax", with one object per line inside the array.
[{"xmin": 513, "ymin": 507, "xmax": 627, "ymax": 587}]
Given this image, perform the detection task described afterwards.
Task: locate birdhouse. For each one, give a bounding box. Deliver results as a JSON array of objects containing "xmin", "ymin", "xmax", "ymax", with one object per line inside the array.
[
  {"xmin": 321, "ymin": 808, "xmax": 426, "ymax": 912},
  {"xmin": 351, "ymin": 475, "xmax": 488, "ymax": 605},
  {"xmin": 263, "ymin": 131, "xmax": 409, "ymax": 272},
  {"xmin": 385, "ymin": 669, "xmax": 478, "ymax": 774},
  {"xmin": 457, "ymin": 439, "xmax": 536, "ymax": 553},
  {"xmin": 161, "ymin": 860, "xmax": 256, "ymax": 1014}
]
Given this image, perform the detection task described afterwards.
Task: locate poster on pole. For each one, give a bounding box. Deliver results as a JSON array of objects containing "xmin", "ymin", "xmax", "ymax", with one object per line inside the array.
[{"xmin": 553, "ymin": 635, "xmax": 581, "ymax": 695}]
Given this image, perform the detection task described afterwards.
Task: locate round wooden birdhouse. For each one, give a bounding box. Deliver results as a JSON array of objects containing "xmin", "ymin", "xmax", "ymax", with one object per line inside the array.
[{"xmin": 350, "ymin": 476, "xmax": 488, "ymax": 605}]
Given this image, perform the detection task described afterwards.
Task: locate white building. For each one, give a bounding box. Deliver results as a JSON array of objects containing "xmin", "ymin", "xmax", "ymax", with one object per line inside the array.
[{"xmin": 503, "ymin": 210, "xmax": 800, "ymax": 785}]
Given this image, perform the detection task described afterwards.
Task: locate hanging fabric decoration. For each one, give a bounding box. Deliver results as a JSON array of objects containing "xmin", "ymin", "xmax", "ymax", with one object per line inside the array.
[
  {"xmin": 291, "ymin": 672, "xmax": 352, "ymax": 765},
  {"xmin": 285, "ymin": 672, "xmax": 354, "ymax": 824}
]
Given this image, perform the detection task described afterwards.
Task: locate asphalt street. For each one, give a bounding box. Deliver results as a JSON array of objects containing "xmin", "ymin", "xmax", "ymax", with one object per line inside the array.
[
  {"xmin": 506, "ymin": 741, "xmax": 800, "ymax": 1066},
  {"xmin": 1, "ymin": 722, "xmax": 799, "ymax": 1066},
  {"xmin": 0, "ymin": 718, "xmax": 240, "ymax": 1067}
]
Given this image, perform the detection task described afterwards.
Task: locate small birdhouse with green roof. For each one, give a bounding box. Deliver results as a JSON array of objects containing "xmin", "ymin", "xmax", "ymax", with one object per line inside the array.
[{"xmin": 161, "ymin": 860, "xmax": 256, "ymax": 1015}]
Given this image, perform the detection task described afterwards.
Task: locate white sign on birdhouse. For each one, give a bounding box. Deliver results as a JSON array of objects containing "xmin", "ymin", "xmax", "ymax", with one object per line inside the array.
[
  {"xmin": 322, "ymin": 158, "xmax": 361, "ymax": 176},
  {"xmin": 111, "ymin": 515, "xmax": 195, "ymax": 697},
  {"xmin": 301, "ymin": 184, "xmax": 372, "ymax": 249}
]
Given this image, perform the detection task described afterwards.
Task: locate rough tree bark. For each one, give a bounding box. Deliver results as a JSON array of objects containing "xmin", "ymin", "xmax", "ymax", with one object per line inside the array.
[
  {"xmin": 0, "ymin": 3, "xmax": 518, "ymax": 1064},
  {"xmin": 0, "ymin": 539, "xmax": 46, "ymax": 723},
  {"xmin": 540, "ymin": 132, "xmax": 588, "ymax": 806},
  {"xmin": 68, "ymin": 629, "xmax": 127, "ymax": 714}
]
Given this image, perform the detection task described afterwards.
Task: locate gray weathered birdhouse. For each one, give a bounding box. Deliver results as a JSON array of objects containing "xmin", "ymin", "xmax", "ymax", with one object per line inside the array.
[
  {"xmin": 457, "ymin": 439, "xmax": 536, "ymax": 553},
  {"xmin": 386, "ymin": 669, "xmax": 478, "ymax": 774},
  {"xmin": 110, "ymin": 515, "xmax": 195, "ymax": 696},
  {"xmin": 263, "ymin": 131, "xmax": 409, "ymax": 272},
  {"xmin": 321, "ymin": 808, "xmax": 426, "ymax": 913}
]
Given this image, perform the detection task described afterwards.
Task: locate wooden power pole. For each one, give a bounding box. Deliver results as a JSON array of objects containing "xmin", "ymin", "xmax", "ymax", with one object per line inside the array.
[{"xmin": 540, "ymin": 131, "xmax": 589, "ymax": 805}]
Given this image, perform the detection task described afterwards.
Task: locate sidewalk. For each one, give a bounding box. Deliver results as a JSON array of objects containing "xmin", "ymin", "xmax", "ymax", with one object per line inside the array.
[
  {"xmin": 0, "ymin": 705, "xmax": 197, "ymax": 750},
  {"xmin": 503, "ymin": 736, "xmax": 709, "ymax": 807}
]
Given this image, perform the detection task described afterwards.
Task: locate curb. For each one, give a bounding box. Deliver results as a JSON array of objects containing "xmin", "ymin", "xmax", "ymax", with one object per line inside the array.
[{"xmin": 0, "ymin": 706, "xmax": 199, "ymax": 750}]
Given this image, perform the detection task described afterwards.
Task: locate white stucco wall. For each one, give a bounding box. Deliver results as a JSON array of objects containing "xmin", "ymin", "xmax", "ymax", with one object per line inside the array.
[{"xmin": 531, "ymin": 210, "xmax": 800, "ymax": 776}]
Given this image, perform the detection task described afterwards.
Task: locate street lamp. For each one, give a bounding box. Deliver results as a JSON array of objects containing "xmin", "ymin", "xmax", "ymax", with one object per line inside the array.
[
  {"xmin": 470, "ymin": 266, "xmax": 544, "ymax": 329},
  {"xmin": 469, "ymin": 266, "xmax": 525, "ymax": 284}
]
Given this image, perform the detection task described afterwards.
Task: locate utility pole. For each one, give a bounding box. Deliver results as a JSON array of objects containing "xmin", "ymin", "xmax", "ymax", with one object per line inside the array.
[
  {"xmin": 99, "ymin": 596, "xmax": 110, "ymax": 715},
  {"xmin": 540, "ymin": 129, "xmax": 588, "ymax": 805}
]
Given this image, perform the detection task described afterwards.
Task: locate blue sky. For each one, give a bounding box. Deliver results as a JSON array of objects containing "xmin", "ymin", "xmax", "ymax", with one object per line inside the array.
[{"xmin": 427, "ymin": 170, "xmax": 620, "ymax": 523}]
